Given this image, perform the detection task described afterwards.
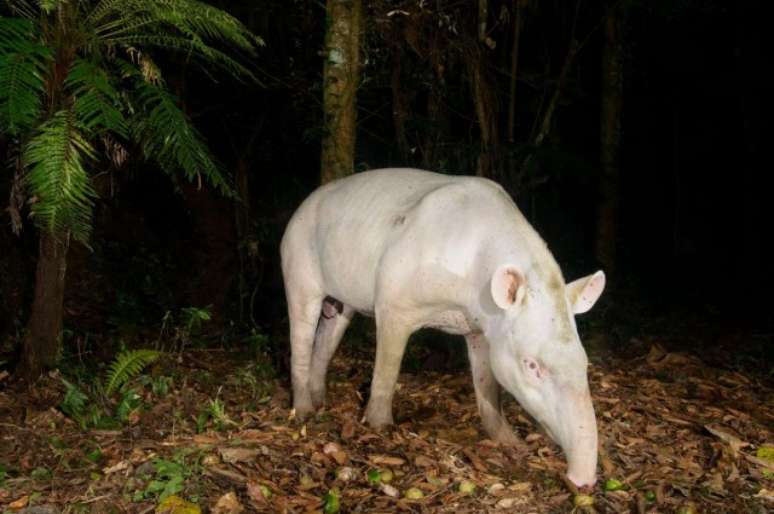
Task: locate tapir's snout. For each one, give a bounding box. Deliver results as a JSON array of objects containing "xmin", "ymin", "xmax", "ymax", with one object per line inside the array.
[{"xmin": 556, "ymin": 383, "xmax": 598, "ymax": 489}]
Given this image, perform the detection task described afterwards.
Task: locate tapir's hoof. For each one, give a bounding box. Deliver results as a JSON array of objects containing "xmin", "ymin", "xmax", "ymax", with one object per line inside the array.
[
  {"xmin": 364, "ymin": 407, "xmax": 394, "ymax": 431},
  {"xmin": 292, "ymin": 402, "xmax": 315, "ymax": 422},
  {"xmin": 494, "ymin": 430, "xmax": 522, "ymax": 446},
  {"xmin": 310, "ymin": 390, "xmax": 327, "ymax": 410},
  {"xmin": 485, "ymin": 424, "xmax": 522, "ymax": 446}
]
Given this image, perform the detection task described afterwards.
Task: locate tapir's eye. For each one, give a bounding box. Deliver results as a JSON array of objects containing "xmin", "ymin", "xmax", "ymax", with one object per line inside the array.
[{"xmin": 523, "ymin": 358, "xmax": 544, "ymax": 380}]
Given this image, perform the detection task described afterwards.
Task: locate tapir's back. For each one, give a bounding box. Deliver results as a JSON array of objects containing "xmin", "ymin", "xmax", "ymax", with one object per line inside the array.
[{"xmin": 281, "ymin": 168, "xmax": 523, "ymax": 311}]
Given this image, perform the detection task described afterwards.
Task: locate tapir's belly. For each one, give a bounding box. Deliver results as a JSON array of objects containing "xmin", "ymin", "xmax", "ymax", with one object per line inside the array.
[{"xmin": 423, "ymin": 309, "xmax": 476, "ymax": 335}]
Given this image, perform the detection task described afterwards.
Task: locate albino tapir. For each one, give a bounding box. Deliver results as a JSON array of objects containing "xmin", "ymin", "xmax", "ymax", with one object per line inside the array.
[{"xmin": 280, "ymin": 168, "xmax": 605, "ymax": 487}]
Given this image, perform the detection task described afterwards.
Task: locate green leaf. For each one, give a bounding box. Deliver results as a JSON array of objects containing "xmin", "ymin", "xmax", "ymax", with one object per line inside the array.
[
  {"xmin": 104, "ymin": 349, "xmax": 161, "ymax": 396},
  {"xmin": 89, "ymin": 0, "xmax": 262, "ymax": 80},
  {"xmin": 323, "ymin": 488, "xmax": 341, "ymax": 514},
  {"xmin": 124, "ymin": 66, "xmax": 231, "ymax": 195},
  {"xmin": 23, "ymin": 110, "xmax": 97, "ymax": 242},
  {"xmin": 66, "ymin": 58, "xmax": 128, "ymax": 138},
  {"xmin": 0, "ymin": 18, "xmax": 51, "ymax": 135}
]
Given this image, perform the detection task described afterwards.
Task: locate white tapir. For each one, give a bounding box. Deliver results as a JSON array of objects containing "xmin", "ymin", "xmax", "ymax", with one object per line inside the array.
[{"xmin": 280, "ymin": 168, "xmax": 605, "ymax": 487}]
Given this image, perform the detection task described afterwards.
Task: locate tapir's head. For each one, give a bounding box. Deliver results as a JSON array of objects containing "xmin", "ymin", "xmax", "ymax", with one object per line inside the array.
[{"xmin": 486, "ymin": 264, "xmax": 605, "ymax": 488}]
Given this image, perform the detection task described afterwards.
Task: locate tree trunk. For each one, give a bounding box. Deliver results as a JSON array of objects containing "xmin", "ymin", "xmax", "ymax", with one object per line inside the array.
[
  {"xmin": 507, "ymin": 0, "xmax": 524, "ymax": 144},
  {"xmin": 596, "ymin": 6, "xmax": 623, "ymax": 279},
  {"xmin": 466, "ymin": 45, "xmax": 500, "ymax": 178},
  {"xmin": 321, "ymin": 0, "xmax": 362, "ymax": 184},
  {"xmin": 19, "ymin": 232, "xmax": 70, "ymax": 380},
  {"xmin": 422, "ymin": 34, "xmax": 449, "ymax": 170},
  {"xmin": 390, "ymin": 47, "xmax": 411, "ymax": 163}
]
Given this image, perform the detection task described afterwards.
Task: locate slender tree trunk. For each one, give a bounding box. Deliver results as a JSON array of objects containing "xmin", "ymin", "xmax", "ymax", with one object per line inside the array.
[
  {"xmin": 507, "ymin": 0, "xmax": 523, "ymax": 144},
  {"xmin": 390, "ymin": 47, "xmax": 411, "ymax": 162},
  {"xmin": 321, "ymin": 0, "xmax": 362, "ymax": 184},
  {"xmin": 423, "ymin": 38, "xmax": 449, "ymax": 171},
  {"xmin": 596, "ymin": 7, "xmax": 623, "ymax": 278},
  {"xmin": 466, "ymin": 46, "xmax": 500, "ymax": 178},
  {"xmin": 467, "ymin": 0, "xmax": 500, "ymax": 178},
  {"xmin": 20, "ymin": 232, "xmax": 70, "ymax": 380}
]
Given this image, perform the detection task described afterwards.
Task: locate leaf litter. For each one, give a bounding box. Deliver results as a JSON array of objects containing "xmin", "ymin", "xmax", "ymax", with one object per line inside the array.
[{"xmin": 0, "ymin": 339, "xmax": 771, "ymax": 513}]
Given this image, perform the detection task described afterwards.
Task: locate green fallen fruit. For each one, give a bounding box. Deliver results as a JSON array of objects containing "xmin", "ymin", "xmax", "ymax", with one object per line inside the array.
[
  {"xmin": 258, "ymin": 484, "xmax": 272, "ymax": 499},
  {"xmin": 604, "ymin": 478, "xmax": 625, "ymax": 491},
  {"xmin": 404, "ymin": 487, "xmax": 424, "ymax": 499},
  {"xmin": 155, "ymin": 495, "xmax": 200, "ymax": 514},
  {"xmin": 458, "ymin": 480, "xmax": 476, "ymax": 494},
  {"xmin": 323, "ymin": 488, "xmax": 341, "ymax": 514},
  {"xmin": 367, "ymin": 469, "xmax": 381, "ymax": 484},
  {"xmin": 380, "ymin": 469, "xmax": 394, "ymax": 483},
  {"xmin": 757, "ymin": 446, "xmax": 774, "ymax": 463},
  {"xmin": 573, "ymin": 494, "xmax": 594, "ymax": 507},
  {"xmin": 644, "ymin": 490, "xmax": 656, "ymax": 502}
]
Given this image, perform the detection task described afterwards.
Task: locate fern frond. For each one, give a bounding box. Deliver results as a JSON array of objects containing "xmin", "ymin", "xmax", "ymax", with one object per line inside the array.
[
  {"xmin": 122, "ymin": 63, "xmax": 231, "ymax": 195},
  {"xmin": 0, "ymin": 17, "xmax": 35, "ymax": 49},
  {"xmin": 23, "ymin": 110, "xmax": 98, "ymax": 242},
  {"xmin": 104, "ymin": 349, "xmax": 161, "ymax": 396},
  {"xmin": 0, "ymin": 19, "xmax": 51, "ymax": 134},
  {"xmin": 65, "ymin": 58, "xmax": 128, "ymax": 138},
  {"xmin": 89, "ymin": 0, "xmax": 262, "ymax": 80},
  {"xmin": 60, "ymin": 377, "xmax": 90, "ymax": 427},
  {"xmin": 2, "ymin": 1, "xmax": 38, "ymax": 20}
]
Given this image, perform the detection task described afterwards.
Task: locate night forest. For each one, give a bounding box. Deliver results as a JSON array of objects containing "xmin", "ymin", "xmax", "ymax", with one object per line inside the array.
[{"xmin": 0, "ymin": 0, "xmax": 771, "ymax": 512}]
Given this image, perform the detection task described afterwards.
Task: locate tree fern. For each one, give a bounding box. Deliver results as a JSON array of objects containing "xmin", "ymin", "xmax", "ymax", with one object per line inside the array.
[
  {"xmin": 65, "ymin": 58, "xmax": 128, "ymax": 138},
  {"xmin": 0, "ymin": 19, "xmax": 51, "ymax": 134},
  {"xmin": 2, "ymin": 0, "xmax": 260, "ymax": 245},
  {"xmin": 104, "ymin": 349, "xmax": 161, "ymax": 396},
  {"xmin": 125, "ymin": 64, "xmax": 231, "ymax": 195},
  {"xmin": 23, "ymin": 110, "xmax": 98, "ymax": 242},
  {"xmin": 88, "ymin": 0, "xmax": 263, "ymax": 80}
]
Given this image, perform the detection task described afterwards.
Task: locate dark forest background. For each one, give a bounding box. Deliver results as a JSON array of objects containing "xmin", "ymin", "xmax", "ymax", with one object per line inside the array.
[{"xmin": 0, "ymin": 0, "xmax": 770, "ymax": 377}]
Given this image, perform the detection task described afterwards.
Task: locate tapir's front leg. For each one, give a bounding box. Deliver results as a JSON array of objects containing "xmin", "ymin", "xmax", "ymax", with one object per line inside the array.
[
  {"xmin": 466, "ymin": 333, "xmax": 519, "ymax": 445},
  {"xmin": 364, "ymin": 311, "xmax": 413, "ymax": 429}
]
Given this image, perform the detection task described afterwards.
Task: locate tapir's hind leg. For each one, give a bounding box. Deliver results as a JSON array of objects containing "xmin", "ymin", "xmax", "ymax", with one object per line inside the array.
[
  {"xmin": 309, "ymin": 299, "xmax": 355, "ymax": 408},
  {"xmin": 287, "ymin": 286, "xmax": 324, "ymax": 419},
  {"xmin": 466, "ymin": 333, "xmax": 519, "ymax": 445}
]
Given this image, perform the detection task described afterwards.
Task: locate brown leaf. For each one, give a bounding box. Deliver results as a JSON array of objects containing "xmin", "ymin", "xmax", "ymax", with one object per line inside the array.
[
  {"xmin": 341, "ymin": 419, "xmax": 356, "ymax": 439},
  {"xmin": 369, "ymin": 454, "xmax": 405, "ymax": 466},
  {"xmin": 9, "ymin": 495, "xmax": 29, "ymax": 510},
  {"xmin": 704, "ymin": 424, "xmax": 749, "ymax": 454},
  {"xmin": 219, "ymin": 447, "xmax": 260, "ymax": 464},
  {"xmin": 212, "ymin": 491, "xmax": 244, "ymax": 514},
  {"xmin": 246, "ymin": 481, "xmax": 266, "ymax": 503}
]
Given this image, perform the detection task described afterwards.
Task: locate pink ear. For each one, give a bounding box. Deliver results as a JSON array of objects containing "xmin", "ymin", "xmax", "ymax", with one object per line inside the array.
[
  {"xmin": 567, "ymin": 271, "xmax": 605, "ymax": 314},
  {"xmin": 490, "ymin": 264, "xmax": 526, "ymax": 310}
]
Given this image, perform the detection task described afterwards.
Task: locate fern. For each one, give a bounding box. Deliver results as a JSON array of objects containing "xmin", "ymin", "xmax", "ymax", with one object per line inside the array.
[
  {"xmin": 126, "ymin": 66, "xmax": 231, "ymax": 195},
  {"xmin": 0, "ymin": 19, "xmax": 51, "ymax": 134},
  {"xmin": 60, "ymin": 377, "xmax": 89, "ymax": 427},
  {"xmin": 1, "ymin": 0, "xmax": 260, "ymax": 243},
  {"xmin": 23, "ymin": 110, "xmax": 98, "ymax": 242},
  {"xmin": 104, "ymin": 349, "xmax": 161, "ymax": 396},
  {"xmin": 65, "ymin": 58, "xmax": 128, "ymax": 138},
  {"xmin": 88, "ymin": 0, "xmax": 263, "ymax": 80}
]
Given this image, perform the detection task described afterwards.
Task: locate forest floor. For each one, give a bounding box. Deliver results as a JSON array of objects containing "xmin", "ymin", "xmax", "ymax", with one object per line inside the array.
[{"xmin": 0, "ymin": 334, "xmax": 772, "ymax": 514}]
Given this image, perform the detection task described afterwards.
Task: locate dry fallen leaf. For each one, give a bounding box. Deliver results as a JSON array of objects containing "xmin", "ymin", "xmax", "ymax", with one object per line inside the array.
[
  {"xmin": 212, "ymin": 491, "xmax": 244, "ymax": 514},
  {"xmin": 369, "ymin": 454, "xmax": 405, "ymax": 466},
  {"xmin": 704, "ymin": 424, "xmax": 749, "ymax": 454},
  {"xmin": 219, "ymin": 447, "xmax": 260, "ymax": 464},
  {"xmin": 754, "ymin": 488, "xmax": 774, "ymax": 502},
  {"xmin": 9, "ymin": 495, "xmax": 29, "ymax": 510}
]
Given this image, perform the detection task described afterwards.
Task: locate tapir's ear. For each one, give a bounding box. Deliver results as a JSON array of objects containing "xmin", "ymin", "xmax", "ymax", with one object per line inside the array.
[
  {"xmin": 566, "ymin": 270, "xmax": 606, "ymax": 314},
  {"xmin": 490, "ymin": 264, "xmax": 526, "ymax": 310}
]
